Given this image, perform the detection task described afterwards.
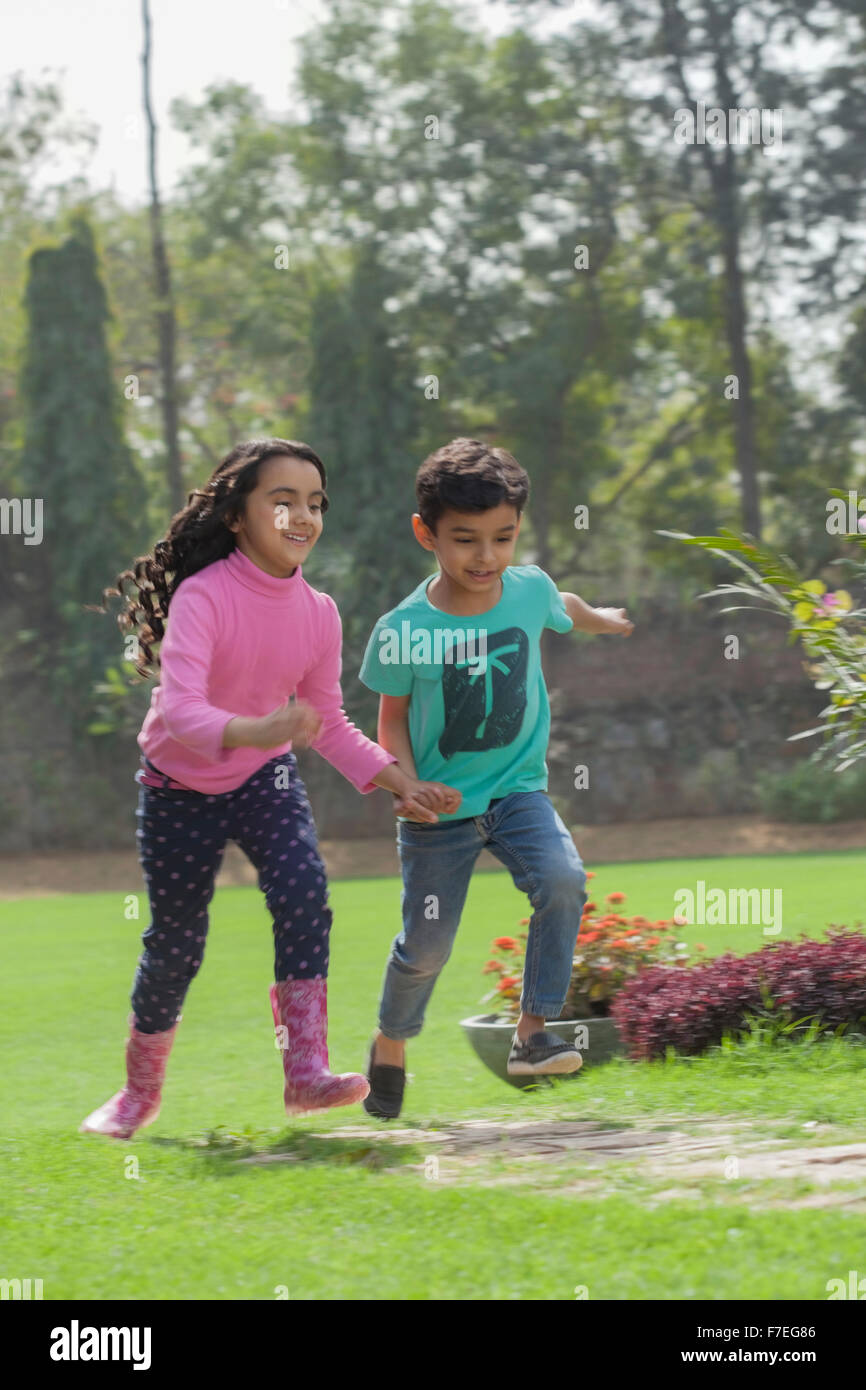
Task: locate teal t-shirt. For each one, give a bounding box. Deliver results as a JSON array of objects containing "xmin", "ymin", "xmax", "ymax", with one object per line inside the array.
[{"xmin": 359, "ymin": 565, "xmax": 574, "ymax": 820}]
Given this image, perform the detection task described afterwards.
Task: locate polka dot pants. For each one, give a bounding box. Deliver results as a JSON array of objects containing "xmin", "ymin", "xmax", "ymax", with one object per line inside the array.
[{"xmin": 131, "ymin": 754, "xmax": 331, "ymax": 1034}]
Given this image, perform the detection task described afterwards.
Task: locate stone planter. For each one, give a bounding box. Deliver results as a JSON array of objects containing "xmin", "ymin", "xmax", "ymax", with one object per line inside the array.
[{"xmin": 460, "ymin": 1013, "xmax": 624, "ymax": 1089}]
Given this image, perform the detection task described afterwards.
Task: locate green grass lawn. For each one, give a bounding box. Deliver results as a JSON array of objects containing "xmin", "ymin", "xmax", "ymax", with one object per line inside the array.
[{"xmin": 1, "ymin": 850, "xmax": 865, "ymax": 1300}]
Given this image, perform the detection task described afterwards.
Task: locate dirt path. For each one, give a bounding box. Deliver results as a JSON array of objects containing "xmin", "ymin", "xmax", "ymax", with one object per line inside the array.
[
  {"xmin": 233, "ymin": 1114, "xmax": 866, "ymax": 1209},
  {"xmin": 2, "ymin": 814, "xmax": 865, "ymax": 899}
]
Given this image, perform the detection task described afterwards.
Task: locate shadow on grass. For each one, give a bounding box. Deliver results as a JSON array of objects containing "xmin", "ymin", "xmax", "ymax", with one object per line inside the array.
[
  {"xmin": 149, "ymin": 1126, "xmax": 428, "ymax": 1173},
  {"xmin": 147, "ymin": 1090, "xmax": 639, "ymax": 1175}
]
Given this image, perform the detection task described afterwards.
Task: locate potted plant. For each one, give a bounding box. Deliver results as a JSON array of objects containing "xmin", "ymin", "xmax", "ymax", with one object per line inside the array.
[{"xmin": 461, "ymin": 876, "xmax": 697, "ymax": 1088}]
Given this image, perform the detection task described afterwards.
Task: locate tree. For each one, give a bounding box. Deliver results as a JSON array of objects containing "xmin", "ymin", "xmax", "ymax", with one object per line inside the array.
[
  {"xmin": 18, "ymin": 214, "xmax": 147, "ymax": 717},
  {"xmin": 289, "ymin": 2, "xmax": 649, "ymax": 577},
  {"xmin": 303, "ymin": 243, "xmax": 430, "ymax": 717},
  {"xmin": 562, "ymin": 0, "xmax": 866, "ymax": 537}
]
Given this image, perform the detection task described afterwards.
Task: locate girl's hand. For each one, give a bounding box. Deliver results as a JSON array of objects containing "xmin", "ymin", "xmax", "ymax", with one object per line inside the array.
[
  {"xmin": 593, "ymin": 607, "xmax": 634, "ymax": 637},
  {"xmin": 417, "ymin": 781, "xmax": 462, "ymax": 815},
  {"xmin": 256, "ymin": 698, "xmax": 323, "ymax": 749},
  {"xmin": 393, "ymin": 780, "xmax": 462, "ymax": 822}
]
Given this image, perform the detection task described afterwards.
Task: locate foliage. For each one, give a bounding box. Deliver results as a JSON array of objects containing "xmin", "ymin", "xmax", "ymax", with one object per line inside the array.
[
  {"xmin": 755, "ymin": 755, "xmax": 866, "ymax": 822},
  {"xmin": 611, "ymin": 927, "xmax": 866, "ymax": 1061},
  {"xmin": 17, "ymin": 213, "xmax": 148, "ymax": 720},
  {"xmin": 302, "ymin": 245, "xmax": 430, "ymax": 721},
  {"xmin": 660, "ymin": 513, "xmax": 866, "ymax": 770},
  {"xmin": 87, "ymin": 661, "xmax": 155, "ymax": 740}
]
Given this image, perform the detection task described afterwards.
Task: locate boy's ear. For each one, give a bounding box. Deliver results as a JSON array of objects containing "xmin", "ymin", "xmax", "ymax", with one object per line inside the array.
[{"xmin": 411, "ymin": 513, "xmax": 437, "ymax": 551}]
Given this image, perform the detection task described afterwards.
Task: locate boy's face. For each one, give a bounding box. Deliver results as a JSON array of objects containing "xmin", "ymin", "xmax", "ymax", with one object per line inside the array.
[
  {"xmin": 412, "ymin": 503, "xmax": 521, "ymax": 595},
  {"xmin": 228, "ymin": 453, "xmax": 324, "ymax": 577}
]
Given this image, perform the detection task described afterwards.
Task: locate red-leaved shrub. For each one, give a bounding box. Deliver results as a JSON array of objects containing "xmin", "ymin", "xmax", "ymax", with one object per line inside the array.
[{"xmin": 610, "ymin": 927, "xmax": 866, "ymax": 1061}]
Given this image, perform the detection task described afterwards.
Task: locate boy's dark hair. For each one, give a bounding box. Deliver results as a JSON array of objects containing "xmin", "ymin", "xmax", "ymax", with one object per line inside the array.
[
  {"xmin": 103, "ymin": 438, "xmax": 328, "ymax": 677},
  {"xmin": 415, "ymin": 438, "xmax": 529, "ymax": 532}
]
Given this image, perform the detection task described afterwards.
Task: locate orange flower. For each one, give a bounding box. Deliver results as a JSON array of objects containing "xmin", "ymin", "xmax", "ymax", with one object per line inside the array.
[
  {"xmin": 580, "ymin": 931, "xmax": 600, "ymax": 943},
  {"xmin": 493, "ymin": 936, "xmax": 518, "ymax": 950},
  {"xmin": 481, "ymin": 959, "xmax": 504, "ymax": 974},
  {"xmin": 695, "ymin": 943, "xmax": 706, "ymax": 952},
  {"xmin": 496, "ymin": 976, "xmax": 520, "ymax": 992},
  {"xmin": 582, "ymin": 902, "xmax": 598, "ymax": 915},
  {"xmin": 519, "ymin": 918, "xmax": 530, "ymax": 926},
  {"xmin": 606, "ymin": 891, "xmax": 626, "ymax": 904},
  {"xmin": 585, "ymin": 871, "xmax": 596, "ymax": 879},
  {"xmin": 645, "ymin": 936, "xmax": 661, "ymax": 947},
  {"xmin": 623, "ymin": 928, "xmax": 642, "ymax": 937}
]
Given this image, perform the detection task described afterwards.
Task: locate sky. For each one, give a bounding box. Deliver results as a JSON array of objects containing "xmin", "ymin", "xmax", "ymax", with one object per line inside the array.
[{"xmin": 3, "ymin": 0, "xmax": 329, "ymax": 203}]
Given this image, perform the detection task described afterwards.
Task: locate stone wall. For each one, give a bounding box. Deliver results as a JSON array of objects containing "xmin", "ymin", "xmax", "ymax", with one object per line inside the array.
[{"xmin": 0, "ymin": 598, "xmax": 826, "ymax": 851}]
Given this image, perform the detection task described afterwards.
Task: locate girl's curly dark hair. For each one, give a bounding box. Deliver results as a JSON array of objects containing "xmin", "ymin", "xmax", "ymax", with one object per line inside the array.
[{"xmin": 104, "ymin": 438, "xmax": 328, "ymax": 677}]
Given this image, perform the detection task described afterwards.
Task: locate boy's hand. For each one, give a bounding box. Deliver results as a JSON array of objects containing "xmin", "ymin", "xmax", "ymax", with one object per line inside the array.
[
  {"xmin": 593, "ymin": 607, "xmax": 634, "ymax": 637},
  {"xmin": 393, "ymin": 780, "xmax": 462, "ymax": 822}
]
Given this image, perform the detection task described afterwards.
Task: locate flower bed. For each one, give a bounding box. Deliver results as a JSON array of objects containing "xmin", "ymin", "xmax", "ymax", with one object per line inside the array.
[
  {"xmin": 480, "ymin": 875, "xmax": 697, "ymax": 1021},
  {"xmin": 611, "ymin": 926, "xmax": 866, "ymax": 1061}
]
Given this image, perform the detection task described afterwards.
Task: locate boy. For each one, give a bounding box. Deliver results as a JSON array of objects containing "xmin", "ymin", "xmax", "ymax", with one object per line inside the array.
[{"xmin": 359, "ymin": 438, "xmax": 633, "ymax": 1118}]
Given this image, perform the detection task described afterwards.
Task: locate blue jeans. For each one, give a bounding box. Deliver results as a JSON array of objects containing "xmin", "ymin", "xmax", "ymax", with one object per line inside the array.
[{"xmin": 378, "ymin": 790, "xmax": 588, "ymax": 1039}]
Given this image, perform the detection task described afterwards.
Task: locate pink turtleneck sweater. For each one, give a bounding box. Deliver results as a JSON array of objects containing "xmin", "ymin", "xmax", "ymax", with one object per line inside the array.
[{"xmin": 138, "ymin": 546, "xmax": 397, "ymax": 795}]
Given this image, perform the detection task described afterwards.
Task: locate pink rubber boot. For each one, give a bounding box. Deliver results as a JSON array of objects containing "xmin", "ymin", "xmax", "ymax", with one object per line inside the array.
[
  {"xmin": 270, "ymin": 978, "xmax": 369, "ymax": 1115},
  {"xmin": 80, "ymin": 1016, "xmax": 178, "ymax": 1139}
]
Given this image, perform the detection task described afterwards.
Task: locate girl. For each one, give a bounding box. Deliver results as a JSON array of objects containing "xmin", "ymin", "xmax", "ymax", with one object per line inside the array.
[{"xmin": 80, "ymin": 437, "xmax": 459, "ymax": 1139}]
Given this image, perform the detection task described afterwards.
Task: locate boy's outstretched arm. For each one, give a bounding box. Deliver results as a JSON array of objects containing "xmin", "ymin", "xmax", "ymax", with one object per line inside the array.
[
  {"xmin": 561, "ymin": 591, "xmax": 634, "ymax": 636},
  {"xmin": 374, "ymin": 694, "xmax": 462, "ymax": 820}
]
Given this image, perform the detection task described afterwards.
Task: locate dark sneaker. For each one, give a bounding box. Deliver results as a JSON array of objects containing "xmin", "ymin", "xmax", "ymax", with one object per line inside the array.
[
  {"xmin": 507, "ymin": 1029, "xmax": 584, "ymax": 1076},
  {"xmin": 362, "ymin": 1034, "xmax": 406, "ymax": 1120}
]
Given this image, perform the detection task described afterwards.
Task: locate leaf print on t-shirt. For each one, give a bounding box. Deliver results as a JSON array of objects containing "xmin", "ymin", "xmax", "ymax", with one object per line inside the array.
[{"xmin": 438, "ymin": 626, "xmax": 528, "ymax": 757}]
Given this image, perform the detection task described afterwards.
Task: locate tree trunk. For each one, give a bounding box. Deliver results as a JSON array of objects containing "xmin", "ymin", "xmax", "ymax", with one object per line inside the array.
[
  {"xmin": 661, "ymin": 0, "xmax": 762, "ymax": 539},
  {"xmin": 705, "ymin": 100, "xmax": 761, "ymax": 539},
  {"xmin": 141, "ymin": 0, "xmax": 184, "ymax": 514}
]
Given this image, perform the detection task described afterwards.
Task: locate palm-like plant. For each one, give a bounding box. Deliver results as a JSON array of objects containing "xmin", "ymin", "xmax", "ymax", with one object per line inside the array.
[{"xmin": 659, "ymin": 500, "xmax": 866, "ymax": 772}]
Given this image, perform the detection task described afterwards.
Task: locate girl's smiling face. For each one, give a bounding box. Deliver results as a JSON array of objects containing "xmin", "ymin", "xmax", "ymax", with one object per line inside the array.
[{"xmin": 228, "ymin": 453, "xmax": 325, "ymax": 577}]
